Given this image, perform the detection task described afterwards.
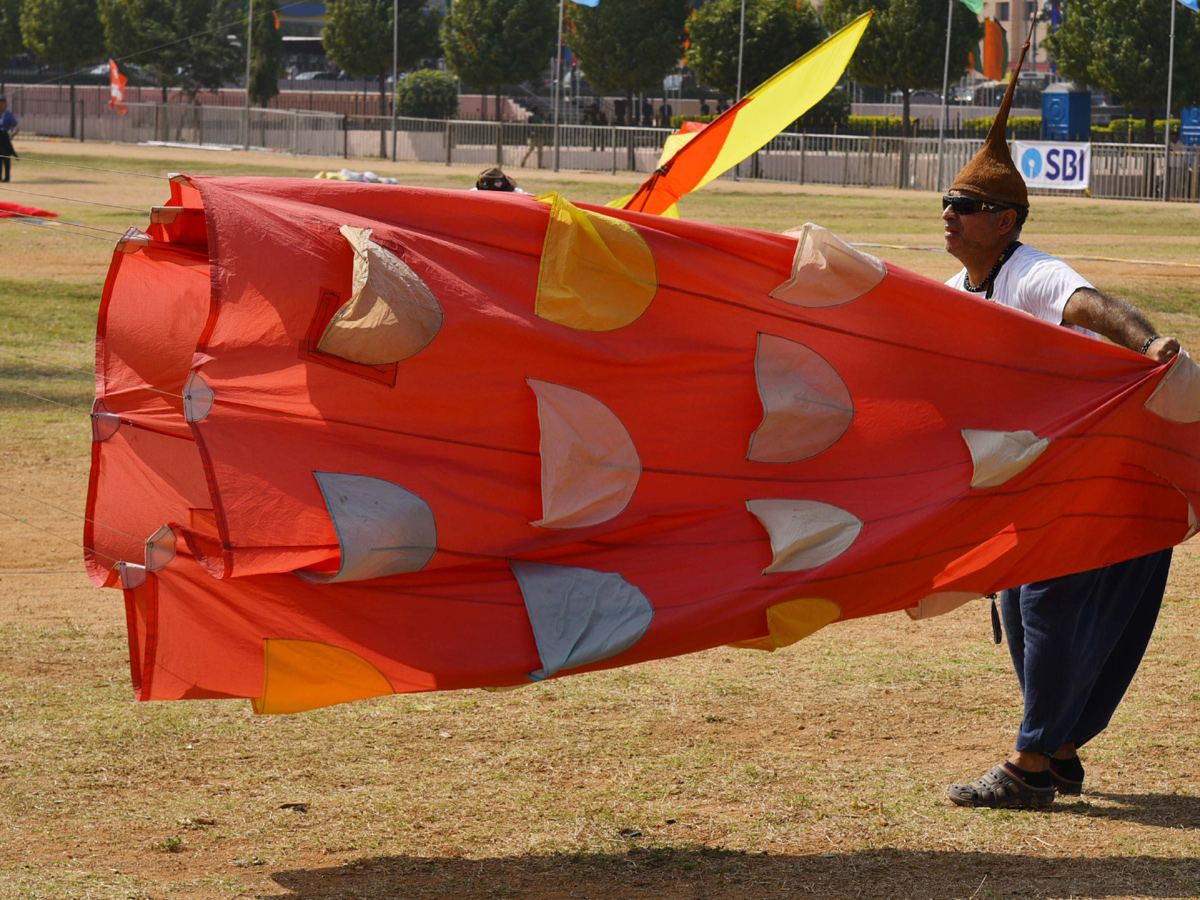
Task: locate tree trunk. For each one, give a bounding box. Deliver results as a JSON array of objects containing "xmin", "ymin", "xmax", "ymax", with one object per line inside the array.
[
  {"xmin": 902, "ymin": 88, "xmax": 911, "ymax": 138},
  {"xmin": 1144, "ymin": 113, "xmax": 1156, "ymax": 145},
  {"xmin": 379, "ymin": 73, "xmax": 388, "ymax": 158},
  {"xmin": 900, "ymin": 88, "xmax": 911, "ymax": 187},
  {"xmin": 625, "ymin": 88, "xmax": 635, "ymax": 171},
  {"xmin": 495, "ymin": 86, "xmax": 503, "ymax": 165},
  {"xmin": 69, "ymin": 77, "xmax": 76, "ymax": 139}
]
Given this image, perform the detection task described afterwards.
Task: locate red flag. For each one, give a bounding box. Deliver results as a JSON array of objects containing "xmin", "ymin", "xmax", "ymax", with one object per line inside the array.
[{"xmin": 109, "ymin": 59, "xmax": 128, "ymax": 116}]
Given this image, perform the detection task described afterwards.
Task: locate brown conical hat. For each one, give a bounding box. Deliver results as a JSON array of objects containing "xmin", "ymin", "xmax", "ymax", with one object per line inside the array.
[{"xmin": 950, "ymin": 29, "xmax": 1033, "ymax": 208}]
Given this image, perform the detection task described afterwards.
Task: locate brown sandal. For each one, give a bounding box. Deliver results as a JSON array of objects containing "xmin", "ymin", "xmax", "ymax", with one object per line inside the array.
[{"xmin": 948, "ymin": 764, "xmax": 1056, "ymax": 809}]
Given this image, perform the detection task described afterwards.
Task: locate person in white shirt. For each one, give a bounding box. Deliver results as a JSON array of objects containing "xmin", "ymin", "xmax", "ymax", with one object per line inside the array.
[{"xmin": 941, "ymin": 35, "xmax": 1181, "ymax": 810}]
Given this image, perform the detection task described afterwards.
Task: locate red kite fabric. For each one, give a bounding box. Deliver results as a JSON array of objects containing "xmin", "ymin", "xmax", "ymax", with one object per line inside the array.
[
  {"xmin": 0, "ymin": 202, "xmax": 57, "ymax": 219},
  {"xmin": 87, "ymin": 176, "xmax": 1200, "ymax": 713}
]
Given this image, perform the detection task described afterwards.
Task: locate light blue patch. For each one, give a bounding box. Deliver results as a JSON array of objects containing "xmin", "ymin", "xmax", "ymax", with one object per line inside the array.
[{"xmin": 510, "ymin": 560, "xmax": 654, "ymax": 681}]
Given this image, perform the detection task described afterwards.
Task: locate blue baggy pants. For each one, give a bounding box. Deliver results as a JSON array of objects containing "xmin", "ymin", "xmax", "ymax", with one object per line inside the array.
[{"xmin": 999, "ymin": 548, "xmax": 1172, "ymax": 756}]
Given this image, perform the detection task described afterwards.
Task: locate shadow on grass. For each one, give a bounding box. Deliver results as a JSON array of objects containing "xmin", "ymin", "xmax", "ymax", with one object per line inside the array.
[
  {"xmin": 1068, "ymin": 791, "xmax": 1200, "ymax": 828},
  {"xmin": 271, "ymin": 847, "xmax": 1200, "ymax": 899}
]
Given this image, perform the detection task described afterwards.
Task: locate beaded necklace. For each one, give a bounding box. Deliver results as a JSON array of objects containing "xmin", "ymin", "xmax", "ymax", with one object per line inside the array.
[{"xmin": 963, "ymin": 241, "xmax": 1022, "ymax": 299}]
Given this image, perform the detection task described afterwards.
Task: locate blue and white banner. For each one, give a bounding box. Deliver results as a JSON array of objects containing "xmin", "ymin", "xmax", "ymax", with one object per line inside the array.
[
  {"xmin": 1012, "ymin": 141, "xmax": 1091, "ymax": 191},
  {"xmin": 1177, "ymin": 0, "xmax": 1198, "ymax": 13}
]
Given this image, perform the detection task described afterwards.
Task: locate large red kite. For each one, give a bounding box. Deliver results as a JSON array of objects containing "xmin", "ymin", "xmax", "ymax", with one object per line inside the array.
[{"xmin": 87, "ymin": 177, "xmax": 1200, "ymax": 713}]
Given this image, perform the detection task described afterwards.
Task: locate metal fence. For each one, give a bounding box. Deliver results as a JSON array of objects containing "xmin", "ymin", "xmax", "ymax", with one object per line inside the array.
[{"xmin": 19, "ymin": 103, "xmax": 1200, "ymax": 202}]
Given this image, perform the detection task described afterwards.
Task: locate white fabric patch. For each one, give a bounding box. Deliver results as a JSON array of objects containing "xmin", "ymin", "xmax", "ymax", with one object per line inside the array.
[
  {"xmin": 317, "ymin": 225, "xmax": 443, "ymax": 365},
  {"xmin": 962, "ymin": 428, "xmax": 1050, "ymax": 489},
  {"xmin": 770, "ymin": 223, "xmax": 886, "ymax": 308},
  {"xmin": 183, "ymin": 372, "xmax": 214, "ymax": 422},
  {"xmin": 746, "ymin": 499, "xmax": 863, "ymax": 574},
  {"xmin": 529, "ymin": 379, "xmax": 642, "ymax": 529},
  {"xmin": 748, "ymin": 334, "xmax": 854, "ymax": 463},
  {"xmin": 144, "ymin": 525, "xmax": 177, "ymax": 572},
  {"xmin": 119, "ymin": 562, "xmax": 146, "ymax": 590},
  {"xmin": 91, "ymin": 398, "xmax": 121, "ymax": 442},
  {"xmin": 1144, "ymin": 351, "xmax": 1200, "ymax": 424},
  {"xmin": 297, "ymin": 472, "xmax": 437, "ymax": 584},
  {"xmin": 510, "ymin": 560, "xmax": 654, "ymax": 681},
  {"xmin": 904, "ymin": 591, "xmax": 983, "ymax": 621}
]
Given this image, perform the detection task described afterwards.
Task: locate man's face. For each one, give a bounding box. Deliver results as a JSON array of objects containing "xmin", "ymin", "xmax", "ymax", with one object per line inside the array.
[{"xmin": 942, "ymin": 190, "xmax": 1011, "ymax": 261}]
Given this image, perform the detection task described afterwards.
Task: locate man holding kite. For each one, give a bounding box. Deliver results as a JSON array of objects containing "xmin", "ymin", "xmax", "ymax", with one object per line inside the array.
[{"xmin": 942, "ymin": 36, "xmax": 1181, "ymax": 809}]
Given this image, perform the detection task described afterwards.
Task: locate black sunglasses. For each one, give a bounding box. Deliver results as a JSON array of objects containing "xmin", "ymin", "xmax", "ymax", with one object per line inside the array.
[{"xmin": 942, "ymin": 195, "xmax": 1009, "ymax": 215}]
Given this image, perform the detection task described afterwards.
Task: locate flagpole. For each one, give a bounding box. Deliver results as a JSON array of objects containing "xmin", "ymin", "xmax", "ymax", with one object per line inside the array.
[
  {"xmin": 937, "ymin": 0, "xmax": 953, "ymax": 189},
  {"xmin": 391, "ymin": 0, "xmax": 398, "ymax": 162},
  {"xmin": 244, "ymin": 0, "xmax": 253, "ymax": 151},
  {"xmin": 734, "ymin": 0, "xmax": 746, "ymax": 180},
  {"xmin": 1163, "ymin": 0, "xmax": 1176, "ymax": 202},
  {"xmin": 552, "ymin": 0, "xmax": 565, "ymax": 172},
  {"xmin": 736, "ymin": 0, "xmax": 746, "ymax": 102}
]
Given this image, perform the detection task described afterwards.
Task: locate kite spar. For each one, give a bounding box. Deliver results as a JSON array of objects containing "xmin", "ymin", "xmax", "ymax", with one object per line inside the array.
[{"xmin": 621, "ymin": 11, "xmax": 873, "ymax": 217}]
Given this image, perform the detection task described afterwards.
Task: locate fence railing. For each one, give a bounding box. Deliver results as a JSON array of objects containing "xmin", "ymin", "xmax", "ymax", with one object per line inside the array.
[{"xmin": 18, "ymin": 103, "xmax": 1200, "ymax": 203}]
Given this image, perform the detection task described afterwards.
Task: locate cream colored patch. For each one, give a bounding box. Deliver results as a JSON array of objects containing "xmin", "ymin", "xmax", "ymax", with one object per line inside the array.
[
  {"xmin": 770, "ymin": 223, "xmax": 886, "ymax": 308},
  {"xmin": 529, "ymin": 379, "xmax": 641, "ymax": 529},
  {"xmin": 1144, "ymin": 351, "xmax": 1200, "ymax": 424},
  {"xmin": 962, "ymin": 428, "xmax": 1049, "ymax": 489},
  {"xmin": 746, "ymin": 499, "xmax": 862, "ymax": 574},
  {"xmin": 317, "ymin": 225, "xmax": 443, "ymax": 365},
  {"xmin": 904, "ymin": 591, "xmax": 984, "ymax": 621},
  {"xmin": 748, "ymin": 333, "xmax": 854, "ymax": 463}
]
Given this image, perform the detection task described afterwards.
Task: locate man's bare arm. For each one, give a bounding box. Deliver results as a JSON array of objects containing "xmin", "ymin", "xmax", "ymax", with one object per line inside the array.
[{"xmin": 1062, "ymin": 288, "xmax": 1180, "ymax": 363}]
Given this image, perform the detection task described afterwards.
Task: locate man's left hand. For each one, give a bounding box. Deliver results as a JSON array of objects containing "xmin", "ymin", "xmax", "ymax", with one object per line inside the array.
[{"xmin": 1147, "ymin": 336, "xmax": 1181, "ymax": 363}]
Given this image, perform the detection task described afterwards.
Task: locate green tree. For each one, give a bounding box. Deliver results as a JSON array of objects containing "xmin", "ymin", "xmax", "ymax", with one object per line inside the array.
[
  {"xmin": 397, "ymin": 67, "xmax": 458, "ymax": 119},
  {"xmin": 687, "ymin": 0, "xmax": 825, "ymax": 98},
  {"xmin": 1046, "ymin": 0, "xmax": 1200, "ymax": 144},
  {"xmin": 99, "ymin": 0, "xmax": 242, "ymax": 104},
  {"xmin": 825, "ymin": 0, "xmax": 982, "ymax": 136},
  {"xmin": 247, "ymin": 0, "xmax": 285, "ymax": 108},
  {"xmin": 325, "ymin": 0, "xmax": 440, "ymax": 155},
  {"xmin": 566, "ymin": 0, "xmax": 690, "ymax": 125},
  {"xmin": 20, "ymin": 0, "xmax": 105, "ymax": 137},
  {"xmin": 441, "ymin": 0, "xmax": 556, "ymax": 122},
  {"xmin": 173, "ymin": 0, "xmax": 242, "ymax": 101},
  {"xmin": 0, "ymin": 0, "xmax": 24, "ymax": 93}
]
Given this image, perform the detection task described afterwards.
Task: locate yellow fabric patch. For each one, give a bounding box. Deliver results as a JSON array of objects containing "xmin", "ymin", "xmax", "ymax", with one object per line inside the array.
[
  {"xmin": 253, "ymin": 639, "xmax": 394, "ymax": 714},
  {"xmin": 731, "ymin": 598, "xmax": 841, "ymax": 651},
  {"xmin": 535, "ymin": 192, "xmax": 657, "ymax": 331}
]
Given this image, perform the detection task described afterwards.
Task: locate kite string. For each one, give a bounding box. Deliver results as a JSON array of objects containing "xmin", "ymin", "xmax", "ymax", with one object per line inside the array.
[
  {"xmin": 0, "ymin": 483, "xmax": 143, "ymax": 542},
  {"xmin": 0, "ymin": 507, "xmax": 119, "ymax": 564},
  {"xmin": 0, "ymin": 212, "xmax": 127, "ymax": 236},
  {"xmin": 0, "ymin": 348, "xmax": 186, "ymax": 400},
  {"xmin": 0, "ymin": 183, "xmax": 148, "ymax": 212},
  {"xmin": 0, "ymin": 154, "xmax": 164, "ymax": 181},
  {"xmin": 2, "ymin": 219, "xmax": 119, "ymax": 243},
  {"xmin": 0, "ymin": 381, "xmax": 94, "ymax": 413}
]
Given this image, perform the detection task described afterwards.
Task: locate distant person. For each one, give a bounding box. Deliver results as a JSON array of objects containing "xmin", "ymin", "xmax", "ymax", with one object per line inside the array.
[
  {"xmin": 521, "ymin": 114, "xmax": 544, "ymax": 169},
  {"xmin": 641, "ymin": 100, "xmax": 653, "ymax": 127},
  {"xmin": 0, "ymin": 97, "xmax": 17, "ymax": 183},
  {"xmin": 700, "ymin": 99, "xmax": 711, "ymax": 118},
  {"xmin": 613, "ymin": 99, "xmax": 626, "ymax": 127},
  {"xmin": 473, "ymin": 166, "xmax": 528, "ymax": 194}
]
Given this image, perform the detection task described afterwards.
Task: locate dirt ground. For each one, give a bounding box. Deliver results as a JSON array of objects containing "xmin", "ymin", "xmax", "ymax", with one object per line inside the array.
[{"xmin": 2, "ymin": 139, "xmax": 1200, "ymax": 900}]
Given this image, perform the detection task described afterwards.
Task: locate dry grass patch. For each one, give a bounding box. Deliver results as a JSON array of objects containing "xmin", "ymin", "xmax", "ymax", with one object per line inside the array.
[{"xmin": 2, "ymin": 144, "xmax": 1200, "ymax": 899}]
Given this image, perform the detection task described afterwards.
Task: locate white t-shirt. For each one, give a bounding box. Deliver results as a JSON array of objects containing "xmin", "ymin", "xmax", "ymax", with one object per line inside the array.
[{"xmin": 945, "ymin": 243, "xmax": 1097, "ymax": 338}]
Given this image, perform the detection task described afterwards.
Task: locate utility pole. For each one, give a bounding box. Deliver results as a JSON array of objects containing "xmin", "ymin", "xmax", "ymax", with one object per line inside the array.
[{"xmin": 244, "ymin": 0, "xmax": 253, "ymax": 151}]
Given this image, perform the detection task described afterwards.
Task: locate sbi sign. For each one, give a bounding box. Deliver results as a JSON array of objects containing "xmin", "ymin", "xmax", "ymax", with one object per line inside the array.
[{"xmin": 1011, "ymin": 141, "xmax": 1091, "ymax": 191}]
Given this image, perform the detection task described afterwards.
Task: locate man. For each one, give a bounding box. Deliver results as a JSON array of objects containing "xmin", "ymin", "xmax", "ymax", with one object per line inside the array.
[
  {"xmin": 942, "ymin": 36, "xmax": 1181, "ymax": 809},
  {"xmin": 0, "ymin": 97, "xmax": 17, "ymax": 183}
]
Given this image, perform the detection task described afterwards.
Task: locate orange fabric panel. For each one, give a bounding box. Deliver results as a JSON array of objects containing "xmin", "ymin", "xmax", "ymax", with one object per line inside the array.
[{"xmin": 87, "ymin": 177, "xmax": 1200, "ymax": 711}]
